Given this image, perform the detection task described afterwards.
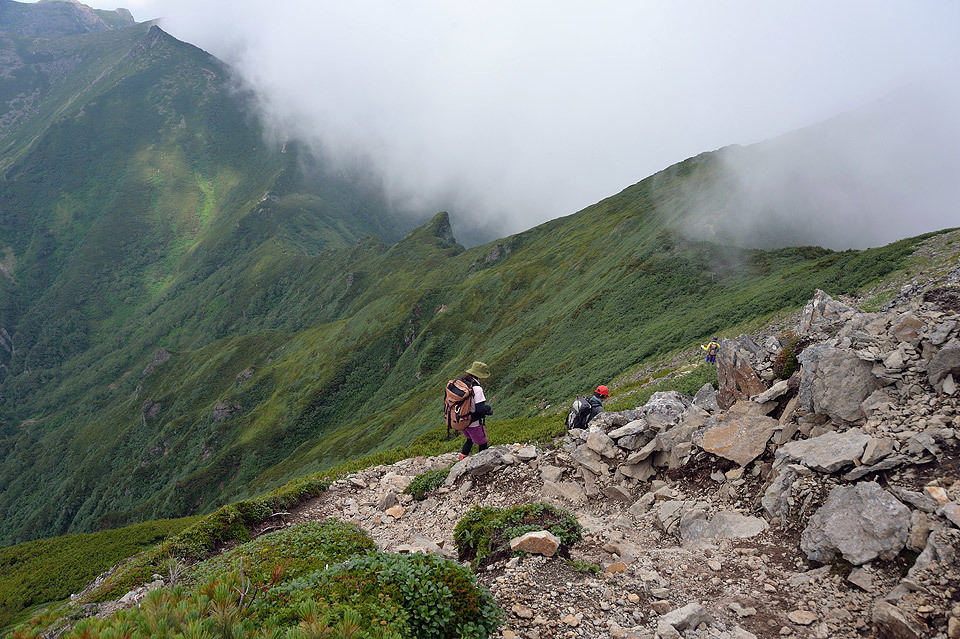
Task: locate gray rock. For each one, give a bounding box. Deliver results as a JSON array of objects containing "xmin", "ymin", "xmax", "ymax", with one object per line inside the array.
[
  {"xmin": 777, "ymin": 428, "xmax": 870, "ymax": 473},
  {"xmin": 860, "ymin": 437, "xmax": 896, "ymax": 465},
  {"xmin": 680, "ymin": 511, "xmax": 768, "ymax": 542},
  {"xmin": 540, "ymin": 465, "xmax": 564, "ymax": 483},
  {"xmin": 444, "ymin": 448, "xmax": 506, "ymax": 486},
  {"xmin": 617, "ymin": 431, "xmax": 657, "ymax": 451},
  {"xmin": 609, "ymin": 420, "xmax": 648, "ymax": 439},
  {"xmin": 904, "ymin": 431, "xmax": 941, "ymax": 460},
  {"xmin": 940, "ymin": 501, "xmax": 960, "ymax": 528},
  {"xmin": 799, "ymin": 290, "xmax": 861, "ymax": 335},
  {"xmin": 516, "ymin": 446, "xmax": 538, "ymax": 461},
  {"xmin": 800, "ymin": 481, "xmax": 910, "ymax": 565},
  {"xmin": 872, "ymin": 601, "xmax": 929, "ymax": 639},
  {"xmin": 945, "ymin": 373, "xmax": 957, "ymax": 395},
  {"xmin": 692, "ymin": 413, "xmax": 779, "ymax": 467},
  {"xmin": 843, "ymin": 455, "xmax": 908, "ymax": 481},
  {"xmin": 620, "ymin": 457, "xmax": 656, "ymax": 481},
  {"xmin": 640, "ymin": 391, "xmax": 689, "ymax": 431},
  {"xmin": 656, "ymin": 500, "xmax": 706, "ymax": 535},
  {"xmin": 847, "ymin": 567, "xmax": 874, "ymax": 591},
  {"xmin": 586, "ymin": 431, "xmax": 619, "ymax": 459},
  {"xmin": 693, "ymin": 383, "xmax": 720, "ymax": 413},
  {"xmin": 797, "ymin": 345, "xmax": 881, "ymax": 423},
  {"xmin": 570, "ymin": 445, "xmax": 611, "ymax": 476},
  {"xmin": 887, "ymin": 485, "xmax": 940, "ymax": 513},
  {"xmin": 377, "ymin": 491, "xmax": 398, "ymax": 511},
  {"xmin": 928, "ymin": 344, "xmax": 960, "ymax": 387},
  {"xmin": 927, "ymin": 320, "xmax": 957, "ymax": 345},
  {"xmin": 659, "ymin": 602, "xmax": 714, "ymax": 631},
  {"xmin": 861, "ymin": 389, "xmax": 896, "ymax": 417},
  {"xmin": 752, "ymin": 379, "xmax": 790, "ymax": 404},
  {"xmin": 541, "ymin": 480, "xmax": 588, "ymax": 506},
  {"xmin": 762, "ymin": 466, "xmax": 798, "ymax": 520},
  {"xmin": 602, "ymin": 485, "xmax": 634, "ymax": 502}
]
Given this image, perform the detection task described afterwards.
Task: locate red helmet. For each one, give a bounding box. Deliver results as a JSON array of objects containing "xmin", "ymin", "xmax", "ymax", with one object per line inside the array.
[{"xmin": 595, "ymin": 385, "xmax": 609, "ymax": 398}]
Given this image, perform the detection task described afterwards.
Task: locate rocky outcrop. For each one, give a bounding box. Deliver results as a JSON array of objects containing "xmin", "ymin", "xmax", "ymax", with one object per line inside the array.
[{"xmin": 716, "ymin": 335, "xmax": 768, "ymax": 409}]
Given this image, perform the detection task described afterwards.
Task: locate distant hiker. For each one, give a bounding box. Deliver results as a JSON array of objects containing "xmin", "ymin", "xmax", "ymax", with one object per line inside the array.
[
  {"xmin": 444, "ymin": 361, "xmax": 493, "ymax": 459},
  {"xmin": 702, "ymin": 337, "xmax": 721, "ymax": 364},
  {"xmin": 565, "ymin": 385, "xmax": 609, "ymax": 430}
]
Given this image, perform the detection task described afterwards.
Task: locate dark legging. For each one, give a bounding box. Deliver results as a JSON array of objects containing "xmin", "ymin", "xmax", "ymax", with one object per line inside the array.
[{"xmin": 461, "ymin": 439, "xmax": 488, "ymax": 456}]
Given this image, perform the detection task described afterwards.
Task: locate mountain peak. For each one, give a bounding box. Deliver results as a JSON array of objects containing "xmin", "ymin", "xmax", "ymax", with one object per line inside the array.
[{"xmin": 0, "ymin": 0, "xmax": 135, "ymax": 37}]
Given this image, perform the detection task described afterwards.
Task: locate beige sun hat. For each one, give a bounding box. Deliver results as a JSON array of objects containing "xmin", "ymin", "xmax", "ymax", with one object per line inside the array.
[{"xmin": 465, "ymin": 361, "xmax": 490, "ymax": 378}]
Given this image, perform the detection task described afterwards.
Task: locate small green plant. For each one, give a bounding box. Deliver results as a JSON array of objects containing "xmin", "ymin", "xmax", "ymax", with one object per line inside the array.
[
  {"xmin": 453, "ymin": 502, "xmax": 583, "ymax": 565},
  {"xmin": 563, "ymin": 559, "xmax": 601, "ymax": 576},
  {"xmin": 404, "ymin": 467, "xmax": 450, "ymax": 501},
  {"xmin": 772, "ymin": 331, "xmax": 803, "ymax": 379}
]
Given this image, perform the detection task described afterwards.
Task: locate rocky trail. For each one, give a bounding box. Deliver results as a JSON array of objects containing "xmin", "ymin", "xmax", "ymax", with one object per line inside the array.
[{"xmin": 247, "ymin": 271, "xmax": 960, "ymax": 639}]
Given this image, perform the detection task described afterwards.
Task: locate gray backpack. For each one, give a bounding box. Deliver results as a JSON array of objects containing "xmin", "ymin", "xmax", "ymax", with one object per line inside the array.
[{"xmin": 565, "ymin": 397, "xmax": 592, "ymax": 430}]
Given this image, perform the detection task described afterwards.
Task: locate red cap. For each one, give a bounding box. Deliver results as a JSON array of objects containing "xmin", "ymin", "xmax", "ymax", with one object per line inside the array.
[{"xmin": 595, "ymin": 385, "xmax": 609, "ymax": 397}]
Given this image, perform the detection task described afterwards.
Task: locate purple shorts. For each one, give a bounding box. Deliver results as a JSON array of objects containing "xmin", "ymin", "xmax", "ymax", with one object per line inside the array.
[{"xmin": 463, "ymin": 422, "xmax": 487, "ymax": 445}]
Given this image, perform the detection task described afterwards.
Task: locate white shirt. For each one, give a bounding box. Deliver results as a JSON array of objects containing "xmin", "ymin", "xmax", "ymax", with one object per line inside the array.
[{"xmin": 469, "ymin": 385, "xmax": 486, "ymax": 426}]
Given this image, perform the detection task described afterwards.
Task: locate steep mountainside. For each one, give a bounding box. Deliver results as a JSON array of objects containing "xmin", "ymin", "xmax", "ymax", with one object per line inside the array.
[{"xmin": 0, "ymin": 5, "xmax": 420, "ymax": 543}]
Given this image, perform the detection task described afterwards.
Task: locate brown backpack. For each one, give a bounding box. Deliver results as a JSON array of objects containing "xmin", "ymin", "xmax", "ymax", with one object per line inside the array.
[{"xmin": 444, "ymin": 378, "xmax": 474, "ymax": 431}]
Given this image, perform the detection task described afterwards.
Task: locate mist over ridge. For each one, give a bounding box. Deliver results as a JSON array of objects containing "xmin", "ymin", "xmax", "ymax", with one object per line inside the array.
[{"xmin": 86, "ymin": 0, "xmax": 960, "ymax": 249}]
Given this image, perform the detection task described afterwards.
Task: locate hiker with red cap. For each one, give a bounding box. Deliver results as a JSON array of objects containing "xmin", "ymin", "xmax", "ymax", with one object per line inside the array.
[
  {"xmin": 565, "ymin": 384, "xmax": 610, "ymax": 430},
  {"xmin": 588, "ymin": 385, "xmax": 609, "ymax": 419}
]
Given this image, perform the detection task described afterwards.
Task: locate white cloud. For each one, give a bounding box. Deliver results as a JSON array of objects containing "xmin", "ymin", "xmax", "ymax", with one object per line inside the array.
[{"xmin": 80, "ymin": 1, "xmax": 960, "ymax": 245}]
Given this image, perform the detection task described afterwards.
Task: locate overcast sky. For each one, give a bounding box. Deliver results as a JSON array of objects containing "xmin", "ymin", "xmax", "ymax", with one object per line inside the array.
[{"xmin": 72, "ymin": 1, "xmax": 960, "ymax": 245}]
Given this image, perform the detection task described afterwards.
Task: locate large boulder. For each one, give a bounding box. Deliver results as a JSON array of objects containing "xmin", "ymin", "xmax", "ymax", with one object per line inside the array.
[
  {"xmin": 692, "ymin": 413, "xmax": 779, "ymax": 467},
  {"xmin": 800, "ymin": 482, "xmax": 910, "ymax": 565},
  {"xmin": 776, "ymin": 428, "xmax": 871, "ymax": 473},
  {"xmin": 797, "ymin": 345, "xmax": 881, "ymax": 423},
  {"xmin": 638, "ymin": 391, "xmax": 689, "ymax": 430},
  {"xmin": 717, "ymin": 335, "xmax": 768, "ymax": 410},
  {"xmin": 693, "ymin": 383, "xmax": 720, "ymax": 413},
  {"xmin": 928, "ymin": 344, "xmax": 960, "ymax": 390}
]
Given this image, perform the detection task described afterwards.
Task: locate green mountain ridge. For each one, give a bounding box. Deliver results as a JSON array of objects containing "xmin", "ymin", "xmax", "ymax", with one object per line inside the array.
[{"xmin": 0, "ymin": 2, "xmax": 952, "ymax": 548}]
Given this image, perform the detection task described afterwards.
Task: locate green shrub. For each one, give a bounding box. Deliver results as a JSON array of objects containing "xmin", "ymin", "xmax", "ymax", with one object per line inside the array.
[
  {"xmin": 259, "ymin": 552, "xmax": 502, "ymax": 639},
  {"xmin": 404, "ymin": 468, "xmax": 450, "ymax": 501},
  {"xmin": 187, "ymin": 519, "xmax": 376, "ymax": 592},
  {"xmin": 453, "ymin": 502, "xmax": 583, "ymax": 564}
]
